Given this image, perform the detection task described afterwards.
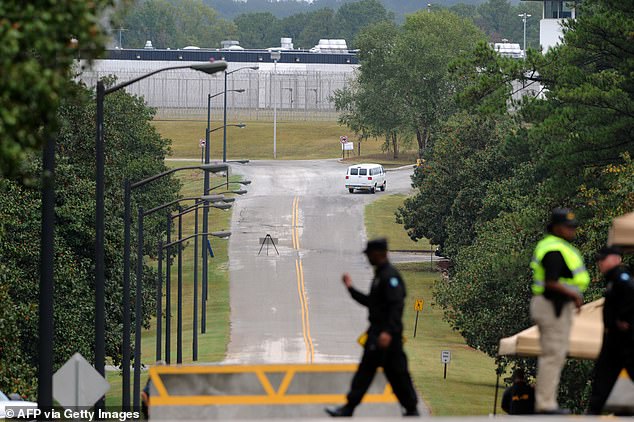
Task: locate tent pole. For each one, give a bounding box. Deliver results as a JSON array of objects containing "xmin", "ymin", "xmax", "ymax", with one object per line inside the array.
[{"xmin": 493, "ymin": 371, "xmax": 500, "ymax": 415}]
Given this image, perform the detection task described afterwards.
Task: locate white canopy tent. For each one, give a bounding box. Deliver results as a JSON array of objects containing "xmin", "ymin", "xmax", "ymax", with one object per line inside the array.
[
  {"xmin": 498, "ymin": 299, "xmax": 633, "ymax": 412},
  {"xmin": 608, "ymin": 211, "xmax": 634, "ymax": 251},
  {"xmin": 498, "ymin": 299, "xmax": 604, "ymax": 359}
]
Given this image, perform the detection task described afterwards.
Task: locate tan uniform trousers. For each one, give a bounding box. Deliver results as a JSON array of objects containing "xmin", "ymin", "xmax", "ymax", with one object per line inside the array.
[{"xmin": 530, "ymin": 294, "xmax": 575, "ymax": 412}]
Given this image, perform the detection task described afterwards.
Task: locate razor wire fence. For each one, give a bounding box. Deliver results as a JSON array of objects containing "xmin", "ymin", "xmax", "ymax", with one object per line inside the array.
[{"xmin": 78, "ymin": 65, "xmax": 354, "ymax": 121}]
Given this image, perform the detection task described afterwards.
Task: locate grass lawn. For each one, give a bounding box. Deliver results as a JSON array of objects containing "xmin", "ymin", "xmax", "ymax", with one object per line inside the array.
[
  {"xmin": 364, "ymin": 195, "xmax": 498, "ymax": 415},
  {"xmin": 400, "ymin": 264, "xmax": 498, "ymax": 415},
  {"xmin": 365, "ymin": 194, "xmax": 432, "ymax": 251},
  {"xmin": 152, "ymin": 119, "xmax": 417, "ymax": 162},
  {"xmin": 105, "ymin": 168, "xmax": 235, "ymax": 408}
]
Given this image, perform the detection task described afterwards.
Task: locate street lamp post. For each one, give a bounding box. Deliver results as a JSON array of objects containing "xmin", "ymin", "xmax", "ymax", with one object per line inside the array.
[
  {"xmin": 132, "ymin": 194, "xmax": 226, "ymax": 408},
  {"xmin": 141, "ymin": 194, "xmax": 225, "ymax": 364},
  {"xmin": 156, "ymin": 239, "xmax": 163, "ymax": 361},
  {"xmin": 519, "ymin": 13, "xmax": 531, "ymax": 57},
  {"xmin": 202, "ymin": 125, "xmax": 243, "ymax": 326},
  {"xmin": 200, "ymin": 185, "xmax": 248, "ymax": 333},
  {"xmin": 223, "ymin": 66, "xmax": 258, "ymax": 162},
  {"xmin": 95, "ymin": 61, "xmax": 226, "ymax": 412},
  {"xmin": 167, "ymin": 201, "xmax": 232, "ymax": 359},
  {"xmin": 271, "ymin": 51, "xmax": 281, "ymax": 159},
  {"xmin": 165, "ymin": 215, "xmax": 171, "ymax": 364},
  {"xmin": 122, "ymin": 164, "xmax": 227, "ymax": 411},
  {"xmin": 38, "ymin": 134, "xmax": 55, "ymax": 412},
  {"xmin": 203, "ymin": 89, "xmax": 244, "ymax": 330}
]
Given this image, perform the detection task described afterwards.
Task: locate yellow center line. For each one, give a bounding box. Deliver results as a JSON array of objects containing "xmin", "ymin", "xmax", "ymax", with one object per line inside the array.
[
  {"xmin": 292, "ymin": 196, "xmax": 314, "ymax": 363},
  {"xmin": 295, "ymin": 258, "xmax": 310, "ymax": 362},
  {"xmin": 295, "ymin": 196, "xmax": 301, "ymax": 250},
  {"xmin": 299, "ymin": 260, "xmax": 314, "ymax": 362}
]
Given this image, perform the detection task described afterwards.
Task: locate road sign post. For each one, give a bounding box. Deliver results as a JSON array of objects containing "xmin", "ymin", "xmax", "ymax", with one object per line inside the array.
[
  {"xmin": 413, "ymin": 299, "xmax": 424, "ymax": 338},
  {"xmin": 340, "ymin": 136, "xmax": 348, "ymax": 159},
  {"xmin": 199, "ymin": 139, "xmax": 206, "ymax": 163},
  {"xmin": 53, "ymin": 353, "xmax": 110, "ymax": 411},
  {"xmin": 441, "ymin": 350, "xmax": 451, "ymax": 379}
]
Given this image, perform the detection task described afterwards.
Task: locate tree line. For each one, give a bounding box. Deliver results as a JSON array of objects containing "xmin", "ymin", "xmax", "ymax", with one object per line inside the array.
[
  {"xmin": 113, "ymin": 0, "xmax": 539, "ymax": 50},
  {"xmin": 0, "ymin": 1, "xmax": 183, "ymax": 397},
  {"xmin": 334, "ymin": 0, "xmax": 632, "ymax": 410}
]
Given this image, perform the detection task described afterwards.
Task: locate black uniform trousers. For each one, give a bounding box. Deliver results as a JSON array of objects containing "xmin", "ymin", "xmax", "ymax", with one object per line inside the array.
[
  {"xmin": 588, "ymin": 334, "xmax": 634, "ymax": 414},
  {"xmin": 346, "ymin": 336, "xmax": 418, "ymax": 411}
]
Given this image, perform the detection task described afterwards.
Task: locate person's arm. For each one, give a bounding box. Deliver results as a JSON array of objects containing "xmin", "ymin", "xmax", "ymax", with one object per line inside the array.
[{"xmin": 342, "ymin": 273, "xmax": 369, "ymax": 307}]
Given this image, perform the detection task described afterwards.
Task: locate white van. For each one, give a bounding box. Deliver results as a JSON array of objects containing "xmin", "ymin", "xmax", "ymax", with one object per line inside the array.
[{"xmin": 345, "ymin": 163, "xmax": 386, "ymax": 194}]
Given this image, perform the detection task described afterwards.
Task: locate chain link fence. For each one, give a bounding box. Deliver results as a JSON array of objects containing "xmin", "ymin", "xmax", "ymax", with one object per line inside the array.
[{"xmin": 78, "ymin": 61, "xmax": 356, "ymax": 121}]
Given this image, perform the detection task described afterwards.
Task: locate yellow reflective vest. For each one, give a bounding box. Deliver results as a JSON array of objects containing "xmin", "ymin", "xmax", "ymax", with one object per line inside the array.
[{"xmin": 530, "ymin": 234, "xmax": 590, "ymax": 295}]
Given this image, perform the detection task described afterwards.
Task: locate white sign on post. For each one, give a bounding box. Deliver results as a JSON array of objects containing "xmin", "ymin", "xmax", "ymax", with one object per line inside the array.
[
  {"xmin": 199, "ymin": 138, "xmax": 206, "ymax": 148},
  {"xmin": 441, "ymin": 350, "xmax": 451, "ymax": 364},
  {"xmin": 342, "ymin": 142, "xmax": 354, "ymax": 151},
  {"xmin": 53, "ymin": 353, "xmax": 110, "ymax": 410}
]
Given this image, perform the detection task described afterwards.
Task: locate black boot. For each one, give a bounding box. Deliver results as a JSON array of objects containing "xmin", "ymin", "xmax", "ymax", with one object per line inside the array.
[
  {"xmin": 404, "ymin": 408, "xmax": 420, "ymax": 417},
  {"xmin": 325, "ymin": 405, "xmax": 354, "ymax": 417}
]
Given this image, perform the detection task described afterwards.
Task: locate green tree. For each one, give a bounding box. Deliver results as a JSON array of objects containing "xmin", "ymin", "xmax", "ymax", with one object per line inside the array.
[
  {"xmin": 0, "ymin": 0, "xmax": 114, "ymax": 179},
  {"xmin": 0, "ymin": 80, "xmax": 181, "ymax": 398},
  {"xmin": 334, "ymin": 0, "xmax": 394, "ymax": 48},
  {"xmin": 354, "ymin": 21, "xmax": 409, "ymax": 158},
  {"xmin": 395, "ymin": 10, "xmax": 485, "ymax": 155},
  {"xmin": 399, "ymin": 0, "xmax": 634, "ymax": 412},
  {"xmin": 297, "ymin": 8, "xmax": 337, "ymax": 49},
  {"xmin": 114, "ymin": 0, "xmax": 177, "ymax": 48},
  {"xmin": 235, "ymin": 12, "xmax": 281, "ymax": 48},
  {"xmin": 173, "ymin": 0, "xmax": 237, "ymax": 48},
  {"xmin": 113, "ymin": 0, "xmax": 236, "ymax": 49}
]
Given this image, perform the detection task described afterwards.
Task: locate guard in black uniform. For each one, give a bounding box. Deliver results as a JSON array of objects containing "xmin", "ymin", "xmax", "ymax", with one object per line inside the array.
[
  {"xmin": 588, "ymin": 246, "xmax": 634, "ymax": 414},
  {"xmin": 325, "ymin": 238, "xmax": 419, "ymax": 417}
]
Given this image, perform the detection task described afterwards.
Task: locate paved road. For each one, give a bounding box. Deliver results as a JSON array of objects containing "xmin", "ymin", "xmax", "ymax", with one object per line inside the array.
[{"xmin": 224, "ymin": 160, "xmax": 415, "ymax": 364}]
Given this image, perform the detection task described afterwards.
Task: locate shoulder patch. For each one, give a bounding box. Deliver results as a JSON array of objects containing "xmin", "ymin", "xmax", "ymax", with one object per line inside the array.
[
  {"xmin": 389, "ymin": 277, "xmax": 399, "ymax": 287},
  {"xmin": 620, "ymin": 272, "xmax": 631, "ymax": 282}
]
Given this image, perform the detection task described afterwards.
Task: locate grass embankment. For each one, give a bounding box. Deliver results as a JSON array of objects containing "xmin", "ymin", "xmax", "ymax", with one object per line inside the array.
[
  {"xmin": 364, "ymin": 194, "xmax": 497, "ymax": 416},
  {"xmin": 152, "ymin": 119, "xmax": 418, "ymax": 162},
  {"xmin": 105, "ymin": 164, "xmax": 234, "ymax": 407},
  {"xmin": 365, "ymin": 194, "xmax": 432, "ymax": 251}
]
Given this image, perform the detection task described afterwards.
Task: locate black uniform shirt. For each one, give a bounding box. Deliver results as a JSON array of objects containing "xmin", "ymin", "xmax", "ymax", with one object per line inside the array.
[
  {"xmin": 603, "ymin": 265, "xmax": 634, "ymax": 337},
  {"xmin": 348, "ymin": 262, "xmax": 406, "ymax": 336}
]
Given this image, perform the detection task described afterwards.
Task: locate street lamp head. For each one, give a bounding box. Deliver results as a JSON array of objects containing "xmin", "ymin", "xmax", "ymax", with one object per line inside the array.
[
  {"xmin": 201, "ymin": 194, "xmax": 225, "ymax": 202},
  {"xmin": 199, "ymin": 163, "xmax": 229, "ymax": 173},
  {"xmin": 212, "ymin": 203, "xmax": 232, "ymax": 210},
  {"xmin": 232, "ymin": 189, "xmax": 248, "ymax": 195},
  {"xmin": 237, "ymin": 123, "xmax": 246, "ymax": 128},
  {"xmin": 236, "ymin": 89, "xmax": 246, "ymax": 93},
  {"xmin": 211, "ymin": 230, "xmax": 231, "ymax": 239},
  {"xmin": 250, "ymin": 66, "xmax": 259, "ymax": 70},
  {"xmin": 221, "ymin": 197, "xmax": 236, "ymax": 203},
  {"xmin": 190, "ymin": 61, "xmax": 228, "ymax": 75},
  {"xmin": 239, "ymin": 180, "xmax": 252, "ymax": 185}
]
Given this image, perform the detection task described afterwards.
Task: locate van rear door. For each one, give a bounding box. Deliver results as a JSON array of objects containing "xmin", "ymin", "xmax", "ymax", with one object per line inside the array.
[{"xmin": 358, "ymin": 167, "xmax": 368, "ymax": 186}]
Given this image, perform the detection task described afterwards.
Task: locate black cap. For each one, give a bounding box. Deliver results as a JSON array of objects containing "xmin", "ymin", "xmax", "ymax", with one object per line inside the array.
[
  {"xmin": 549, "ymin": 208, "xmax": 579, "ymax": 228},
  {"xmin": 364, "ymin": 238, "xmax": 388, "ymax": 254},
  {"xmin": 595, "ymin": 246, "xmax": 623, "ymax": 261}
]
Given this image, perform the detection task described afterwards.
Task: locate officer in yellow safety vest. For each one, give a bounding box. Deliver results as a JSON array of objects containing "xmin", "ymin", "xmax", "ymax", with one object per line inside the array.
[{"xmin": 529, "ymin": 208, "xmax": 590, "ymax": 414}]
